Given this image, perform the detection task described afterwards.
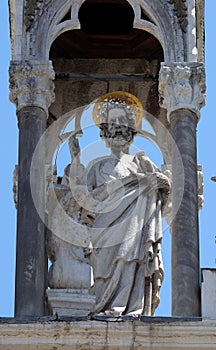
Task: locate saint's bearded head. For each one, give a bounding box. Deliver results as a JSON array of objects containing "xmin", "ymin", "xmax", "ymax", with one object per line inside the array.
[{"xmin": 93, "ymin": 91, "xmax": 143, "ymax": 149}]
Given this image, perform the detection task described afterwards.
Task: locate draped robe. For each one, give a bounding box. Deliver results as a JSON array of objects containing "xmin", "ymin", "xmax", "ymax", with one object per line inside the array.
[{"xmin": 84, "ymin": 151, "xmax": 168, "ymax": 316}]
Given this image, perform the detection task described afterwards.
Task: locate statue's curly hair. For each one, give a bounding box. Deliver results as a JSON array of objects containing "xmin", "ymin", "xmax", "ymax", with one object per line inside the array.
[{"xmin": 93, "ymin": 91, "xmax": 143, "ymax": 128}]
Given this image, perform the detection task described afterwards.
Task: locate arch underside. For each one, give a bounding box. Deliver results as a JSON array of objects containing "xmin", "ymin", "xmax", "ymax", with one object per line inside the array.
[
  {"xmin": 49, "ymin": 28, "xmax": 163, "ymax": 60},
  {"xmin": 30, "ymin": 0, "xmax": 184, "ymax": 62},
  {"xmin": 27, "ymin": 0, "xmax": 184, "ymax": 163}
]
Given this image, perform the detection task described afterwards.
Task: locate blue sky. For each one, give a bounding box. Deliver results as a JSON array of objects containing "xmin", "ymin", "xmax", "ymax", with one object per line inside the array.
[{"xmin": 0, "ymin": 1, "xmax": 216, "ymax": 317}]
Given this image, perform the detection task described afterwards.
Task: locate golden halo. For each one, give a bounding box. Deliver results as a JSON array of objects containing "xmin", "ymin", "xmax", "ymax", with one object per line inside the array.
[{"xmin": 93, "ymin": 91, "xmax": 143, "ymax": 128}]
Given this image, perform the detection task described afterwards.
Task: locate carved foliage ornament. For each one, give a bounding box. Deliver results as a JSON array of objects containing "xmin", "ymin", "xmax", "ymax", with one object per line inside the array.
[
  {"xmin": 169, "ymin": 0, "xmax": 188, "ymax": 33},
  {"xmin": 25, "ymin": 0, "xmax": 188, "ymax": 34},
  {"xmin": 159, "ymin": 63, "xmax": 206, "ymax": 121},
  {"xmin": 9, "ymin": 61, "xmax": 55, "ymax": 115}
]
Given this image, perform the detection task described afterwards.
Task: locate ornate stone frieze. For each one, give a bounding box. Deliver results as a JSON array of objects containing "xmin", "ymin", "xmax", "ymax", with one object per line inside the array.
[
  {"xmin": 9, "ymin": 60, "xmax": 55, "ymax": 116},
  {"xmin": 159, "ymin": 63, "xmax": 206, "ymax": 121},
  {"xmin": 169, "ymin": 0, "xmax": 188, "ymax": 33},
  {"xmin": 196, "ymin": 0, "xmax": 205, "ymax": 62}
]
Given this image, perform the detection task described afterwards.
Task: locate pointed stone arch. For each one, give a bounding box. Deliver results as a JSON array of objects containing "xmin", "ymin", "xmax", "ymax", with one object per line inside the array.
[{"xmin": 26, "ymin": 0, "xmax": 184, "ymax": 62}]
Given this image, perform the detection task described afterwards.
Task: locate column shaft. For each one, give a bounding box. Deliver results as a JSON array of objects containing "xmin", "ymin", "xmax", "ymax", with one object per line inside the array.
[
  {"xmin": 15, "ymin": 106, "xmax": 47, "ymax": 317},
  {"xmin": 171, "ymin": 109, "xmax": 200, "ymax": 316}
]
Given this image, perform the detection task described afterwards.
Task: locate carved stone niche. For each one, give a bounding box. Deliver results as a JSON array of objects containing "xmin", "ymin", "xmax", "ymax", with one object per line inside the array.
[{"xmin": 45, "ymin": 88, "xmax": 172, "ymax": 318}]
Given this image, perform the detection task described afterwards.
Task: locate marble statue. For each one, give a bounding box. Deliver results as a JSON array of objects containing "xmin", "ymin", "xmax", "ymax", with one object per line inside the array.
[
  {"xmin": 85, "ymin": 92, "xmax": 170, "ymax": 316},
  {"xmin": 47, "ymin": 91, "xmax": 170, "ymax": 317}
]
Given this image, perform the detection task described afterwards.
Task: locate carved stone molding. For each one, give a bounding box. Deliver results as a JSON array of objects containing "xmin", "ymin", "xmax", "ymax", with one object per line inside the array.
[
  {"xmin": 169, "ymin": 0, "xmax": 188, "ymax": 33},
  {"xmin": 196, "ymin": 0, "xmax": 205, "ymax": 62},
  {"xmin": 159, "ymin": 63, "xmax": 206, "ymax": 122},
  {"xmin": 9, "ymin": 60, "xmax": 55, "ymax": 116}
]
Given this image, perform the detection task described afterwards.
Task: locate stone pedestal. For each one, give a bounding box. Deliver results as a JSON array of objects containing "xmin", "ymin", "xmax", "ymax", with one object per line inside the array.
[
  {"xmin": 47, "ymin": 289, "xmax": 96, "ymax": 317},
  {"xmin": 201, "ymin": 269, "xmax": 216, "ymax": 319}
]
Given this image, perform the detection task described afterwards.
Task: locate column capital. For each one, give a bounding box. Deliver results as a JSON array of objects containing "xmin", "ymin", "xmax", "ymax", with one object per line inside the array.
[
  {"xmin": 9, "ymin": 60, "xmax": 55, "ymax": 117},
  {"xmin": 159, "ymin": 62, "xmax": 206, "ymax": 122}
]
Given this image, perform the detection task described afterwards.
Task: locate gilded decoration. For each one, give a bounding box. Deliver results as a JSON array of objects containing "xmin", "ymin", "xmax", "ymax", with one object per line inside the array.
[{"xmin": 93, "ymin": 91, "xmax": 143, "ymax": 128}]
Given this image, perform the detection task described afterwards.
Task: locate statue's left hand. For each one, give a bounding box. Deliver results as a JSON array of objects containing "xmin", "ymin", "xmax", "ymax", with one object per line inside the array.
[{"xmin": 81, "ymin": 208, "xmax": 97, "ymax": 227}]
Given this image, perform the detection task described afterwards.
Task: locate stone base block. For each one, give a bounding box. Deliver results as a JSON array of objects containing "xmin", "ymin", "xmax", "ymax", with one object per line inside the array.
[
  {"xmin": 47, "ymin": 289, "xmax": 96, "ymax": 317},
  {"xmin": 201, "ymin": 269, "xmax": 216, "ymax": 319},
  {"xmin": 1, "ymin": 318, "xmax": 216, "ymax": 349}
]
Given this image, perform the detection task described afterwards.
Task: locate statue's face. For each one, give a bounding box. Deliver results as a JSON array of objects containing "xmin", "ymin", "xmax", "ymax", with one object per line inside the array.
[{"xmin": 105, "ymin": 107, "xmax": 134, "ymax": 149}]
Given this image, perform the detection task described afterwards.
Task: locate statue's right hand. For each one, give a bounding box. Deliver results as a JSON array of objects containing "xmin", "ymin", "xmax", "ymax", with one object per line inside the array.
[{"xmin": 153, "ymin": 172, "xmax": 171, "ymax": 190}]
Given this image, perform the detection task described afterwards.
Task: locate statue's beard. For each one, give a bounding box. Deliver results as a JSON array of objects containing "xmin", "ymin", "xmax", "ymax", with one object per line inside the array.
[{"xmin": 100, "ymin": 124, "xmax": 137, "ymax": 149}]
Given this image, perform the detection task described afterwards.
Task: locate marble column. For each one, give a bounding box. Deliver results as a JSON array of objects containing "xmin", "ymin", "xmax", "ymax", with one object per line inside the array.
[
  {"xmin": 159, "ymin": 63, "xmax": 206, "ymax": 317},
  {"xmin": 9, "ymin": 61, "xmax": 55, "ymax": 317}
]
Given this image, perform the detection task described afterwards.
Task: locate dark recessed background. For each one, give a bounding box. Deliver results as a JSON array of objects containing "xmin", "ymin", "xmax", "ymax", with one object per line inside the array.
[{"xmin": 50, "ymin": 0, "xmax": 163, "ymax": 60}]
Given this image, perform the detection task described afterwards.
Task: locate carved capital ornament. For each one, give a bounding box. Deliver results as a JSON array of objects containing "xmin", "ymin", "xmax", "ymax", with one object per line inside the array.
[
  {"xmin": 159, "ymin": 63, "xmax": 206, "ymax": 122},
  {"xmin": 9, "ymin": 60, "xmax": 55, "ymax": 116}
]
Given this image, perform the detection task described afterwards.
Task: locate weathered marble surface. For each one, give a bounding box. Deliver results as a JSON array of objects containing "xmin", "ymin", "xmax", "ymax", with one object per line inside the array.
[
  {"xmin": 202, "ymin": 269, "xmax": 216, "ymax": 320},
  {"xmin": 47, "ymin": 289, "xmax": 96, "ymax": 317},
  {"xmin": 1, "ymin": 318, "xmax": 216, "ymax": 350}
]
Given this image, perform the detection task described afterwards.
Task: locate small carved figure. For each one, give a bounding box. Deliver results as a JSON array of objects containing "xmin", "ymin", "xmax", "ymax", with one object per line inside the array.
[{"xmin": 46, "ymin": 133, "xmax": 91, "ymax": 290}]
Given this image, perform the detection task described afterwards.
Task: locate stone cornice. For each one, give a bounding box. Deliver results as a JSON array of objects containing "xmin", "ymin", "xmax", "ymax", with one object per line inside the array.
[
  {"xmin": 159, "ymin": 62, "xmax": 206, "ymax": 122},
  {"xmin": 0, "ymin": 319, "xmax": 216, "ymax": 349},
  {"xmin": 9, "ymin": 60, "xmax": 55, "ymax": 116}
]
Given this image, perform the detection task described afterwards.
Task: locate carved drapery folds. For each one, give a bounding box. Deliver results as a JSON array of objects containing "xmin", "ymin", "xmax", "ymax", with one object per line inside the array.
[
  {"xmin": 159, "ymin": 63, "xmax": 206, "ymax": 122},
  {"xmin": 9, "ymin": 60, "xmax": 55, "ymax": 116},
  {"xmin": 169, "ymin": 0, "xmax": 188, "ymax": 33}
]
